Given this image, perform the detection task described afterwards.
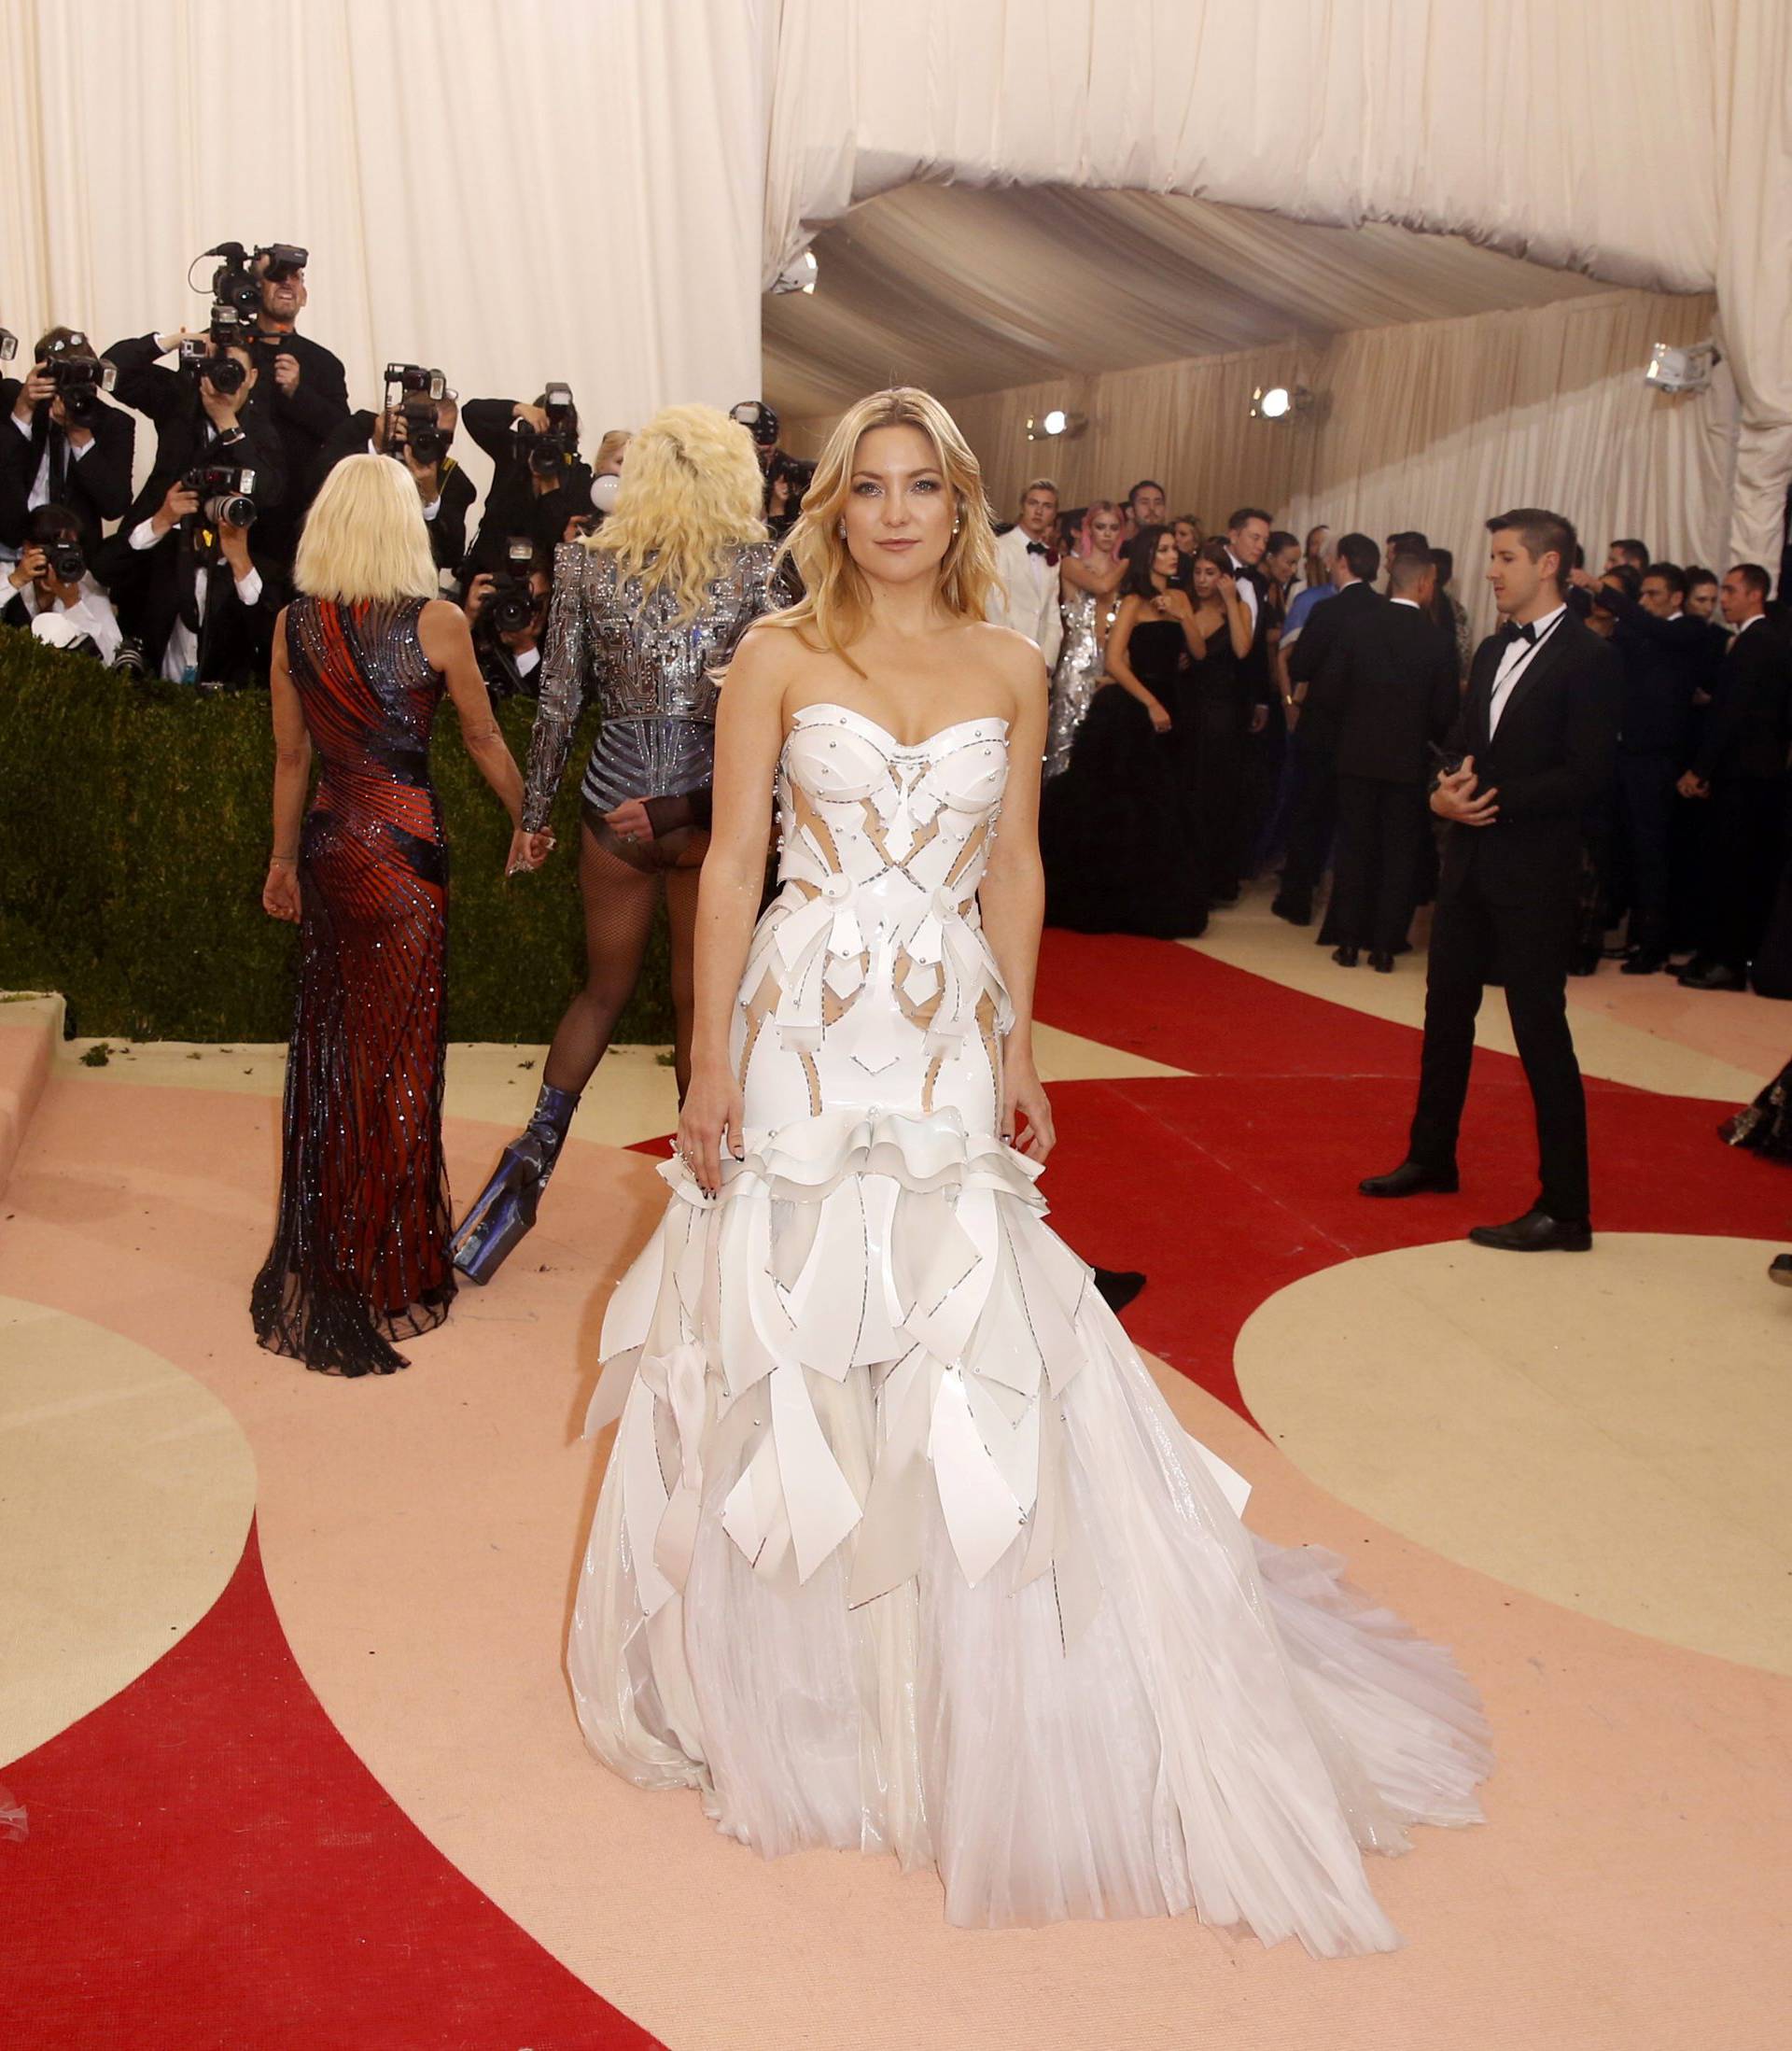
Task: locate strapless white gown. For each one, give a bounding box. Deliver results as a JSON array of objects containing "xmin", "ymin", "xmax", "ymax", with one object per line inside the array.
[{"xmin": 567, "ymin": 701, "xmax": 1491, "ymax": 1954}]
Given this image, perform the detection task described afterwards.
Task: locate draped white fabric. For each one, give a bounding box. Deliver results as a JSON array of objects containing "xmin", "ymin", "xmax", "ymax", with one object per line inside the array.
[
  {"xmin": 910, "ymin": 288, "xmax": 1725, "ymax": 645},
  {"xmin": 766, "ymin": 0, "xmax": 1790, "ymax": 565},
  {"xmin": 0, "ymin": 0, "xmax": 767, "ymax": 467}
]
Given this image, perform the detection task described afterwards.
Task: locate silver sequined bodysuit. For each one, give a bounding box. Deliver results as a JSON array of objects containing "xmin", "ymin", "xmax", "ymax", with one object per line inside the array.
[
  {"xmin": 1045, "ymin": 584, "xmax": 1115, "ymax": 780},
  {"xmin": 521, "ymin": 538, "xmax": 788, "ymax": 832}
]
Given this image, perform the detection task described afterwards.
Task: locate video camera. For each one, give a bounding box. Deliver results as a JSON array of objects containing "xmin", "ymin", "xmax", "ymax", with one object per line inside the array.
[
  {"xmin": 35, "ymin": 332, "xmax": 118, "ymax": 424},
  {"xmin": 482, "ymin": 536, "xmax": 541, "ymax": 636},
  {"xmin": 383, "ymin": 363, "xmax": 455, "ymax": 467},
  {"xmin": 518, "ymin": 383, "xmax": 579, "ymax": 482},
  {"xmin": 185, "ymin": 241, "xmax": 309, "ymax": 385},
  {"xmin": 183, "ymin": 460, "xmax": 259, "ymax": 531}
]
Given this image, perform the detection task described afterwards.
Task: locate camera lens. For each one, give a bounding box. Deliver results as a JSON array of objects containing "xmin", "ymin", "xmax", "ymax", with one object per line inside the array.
[{"xmin": 204, "ymin": 356, "xmax": 247, "ymax": 397}]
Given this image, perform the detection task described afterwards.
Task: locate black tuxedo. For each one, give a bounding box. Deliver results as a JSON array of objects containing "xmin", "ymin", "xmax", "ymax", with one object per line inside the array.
[
  {"xmin": 1277, "ymin": 581, "xmax": 1385, "ymax": 906},
  {"xmin": 101, "ymin": 527, "xmax": 286, "ymax": 684},
  {"xmin": 318, "ymin": 412, "xmax": 479, "ymax": 580},
  {"xmin": 1692, "ymin": 618, "xmax": 1792, "ymax": 974},
  {"xmin": 1408, "ymin": 609, "xmax": 1620, "ymax": 1221},
  {"xmin": 245, "ymin": 328, "xmax": 350, "ymax": 563},
  {"xmin": 105, "ymin": 334, "xmax": 289, "ymax": 512},
  {"xmin": 1310, "ymin": 598, "xmax": 1459, "ymax": 952},
  {"xmin": 461, "ymin": 398, "xmax": 594, "ymax": 577},
  {"xmin": 0, "ymin": 389, "xmax": 136, "ymax": 552},
  {"xmin": 1595, "ymin": 587, "xmax": 1715, "ymax": 953}
]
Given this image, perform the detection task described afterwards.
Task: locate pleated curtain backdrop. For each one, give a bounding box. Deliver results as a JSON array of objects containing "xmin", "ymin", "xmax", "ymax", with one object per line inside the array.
[{"xmin": 765, "ymin": 0, "xmax": 1792, "ymax": 567}]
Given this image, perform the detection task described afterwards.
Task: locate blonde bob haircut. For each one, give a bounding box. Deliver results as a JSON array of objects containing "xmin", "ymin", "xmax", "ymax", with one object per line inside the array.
[
  {"xmin": 772, "ymin": 387, "xmax": 997, "ymax": 673},
  {"xmin": 294, "ymin": 453, "xmax": 439, "ymax": 606},
  {"xmin": 586, "ymin": 403, "xmax": 765, "ymax": 624}
]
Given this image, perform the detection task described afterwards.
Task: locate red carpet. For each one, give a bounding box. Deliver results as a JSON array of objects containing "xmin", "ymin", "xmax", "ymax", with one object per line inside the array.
[
  {"xmin": 5, "ymin": 1524, "xmax": 662, "ymax": 2051},
  {"xmin": 7, "ymin": 930, "xmax": 1787, "ymax": 2045}
]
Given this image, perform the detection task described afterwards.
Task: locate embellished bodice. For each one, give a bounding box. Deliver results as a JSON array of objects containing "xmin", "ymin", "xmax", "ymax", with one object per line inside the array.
[
  {"xmin": 287, "ymin": 596, "xmax": 441, "ymax": 829},
  {"xmin": 733, "ymin": 703, "xmax": 1016, "ymax": 1129},
  {"xmin": 523, "ymin": 538, "xmax": 787, "ymax": 829}
]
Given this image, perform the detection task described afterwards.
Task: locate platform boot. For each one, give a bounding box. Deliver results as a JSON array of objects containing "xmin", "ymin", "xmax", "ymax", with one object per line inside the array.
[{"xmin": 450, "ymin": 1082, "xmax": 581, "ymax": 1284}]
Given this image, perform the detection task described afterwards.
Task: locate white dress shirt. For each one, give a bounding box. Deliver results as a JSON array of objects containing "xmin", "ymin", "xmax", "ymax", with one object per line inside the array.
[
  {"xmin": 12, "ymin": 409, "xmax": 96, "ymax": 513},
  {"xmin": 1488, "ymin": 602, "xmax": 1567, "ymax": 736},
  {"xmin": 8, "ymin": 571, "xmax": 122, "ymax": 664}
]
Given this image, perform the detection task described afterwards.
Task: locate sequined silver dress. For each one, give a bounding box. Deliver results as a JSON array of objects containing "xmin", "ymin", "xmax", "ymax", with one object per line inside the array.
[
  {"xmin": 1044, "ymin": 584, "xmax": 1113, "ymax": 780},
  {"xmin": 521, "ymin": 539, "xmax": 787, "ymax": 841}
]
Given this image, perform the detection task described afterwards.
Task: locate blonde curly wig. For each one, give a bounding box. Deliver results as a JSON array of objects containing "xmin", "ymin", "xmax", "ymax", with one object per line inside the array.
[{"xmin": 585, "ymin": 403, "xmax": 766, "ymax": 623}]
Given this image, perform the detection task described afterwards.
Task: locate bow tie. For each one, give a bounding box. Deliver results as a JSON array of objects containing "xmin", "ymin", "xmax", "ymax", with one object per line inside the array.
[
  {"xmin": 1501, "ymin": 619, "xmax": 1538, "ymax": 645},
  {"xmin": 1026, "ymin": 540, "xmax": 1051, "ymax": 558}
]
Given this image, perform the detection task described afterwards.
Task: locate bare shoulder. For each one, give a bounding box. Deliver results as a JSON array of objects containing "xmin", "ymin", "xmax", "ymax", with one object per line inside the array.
[
  {"xmin": 720, "ymin": 616, "xmax": 804, "ymax": 712},
  {"xmin": 963, "ymin": 619, "xmax": 1048, "ymax": 717},
  {"xmin": 417, "ymin": 597, "xmax": 472, "ymax": 654}
]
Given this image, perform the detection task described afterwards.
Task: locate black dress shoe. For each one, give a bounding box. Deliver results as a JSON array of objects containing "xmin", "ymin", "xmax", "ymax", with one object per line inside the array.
[
  {"xmin": 1568, "ymin": 947, "xmax": 1601, "ymax": 976},
  {"xmin": 1366, "ymin": 949, "xmax": 1394, "ymax": 973},
  {"xmin": 1621, "ymin": 949, "xmax": 1669, "ymax": 976},
  {"xmin": 1466, "ymin": 1208, "xmax": 1592, "ymax": 1252},
  {"xmin": 1770, "ymin": 1254, "xmax": 1792, "ymax": 1288},
  {"xmin": 1332, "ymin": 945, "xmax": 1359, "ymax": 967},
  {"xmin": 1678, "ymin": 962, "xmax": 1747, "ymax": 991},
  {"xmin": 1092, "ymin": 1267, "xmax": 1146, "ymax": 1313},
  {"xmin": 1272, "ymin": 892, "xmax": 1313, "ymax": 926},
  {"xmin": 1359, "ymin": 1160, "xmax": 1460, "ymax": 1198}
]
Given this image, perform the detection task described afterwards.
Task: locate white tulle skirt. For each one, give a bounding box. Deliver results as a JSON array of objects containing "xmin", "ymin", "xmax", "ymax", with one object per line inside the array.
[{"xmin": 567, "ymin": 1109, "xmax": 1491, "ymax": 1956}]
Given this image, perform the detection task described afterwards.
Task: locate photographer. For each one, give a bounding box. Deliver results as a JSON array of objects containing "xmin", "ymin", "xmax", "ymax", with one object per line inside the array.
[
  {"xmin": 0, "ymin": 328, "xmax": 135, "ymax": 555},
  {"xmin": 462, "ymin": 386, "xmax": 593, "ymax": 576},
  {"xmin": 246, "ymin": 245, "xmax": 349, "ymax": 558},
  {"xmin": 104, "ymin": 326, "xmax": 288, "ymax": 509},
  {"xmin": 96, "ymin": 457, "xmax": 284, "ymax": 685},
  {"xmin": 464, "ymin": 536, "xmax": 552, "ymax": 701},
  {"xmin": 2, "ymin": 503, "xmax": 123, "ymax": 664},
  {"xmin": 317, "ymin": 373, "xmax": 476, "ymax": 587}
]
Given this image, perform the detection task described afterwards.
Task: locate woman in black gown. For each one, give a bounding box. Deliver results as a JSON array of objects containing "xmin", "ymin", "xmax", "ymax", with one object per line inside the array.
[
  {"xmin": 1180, "ymin": 540, "xmax": 1256, "ymax": 905},
  {"xmin": 1042, "ymin": 525, "xmax": 1207, "ymax": 938}
]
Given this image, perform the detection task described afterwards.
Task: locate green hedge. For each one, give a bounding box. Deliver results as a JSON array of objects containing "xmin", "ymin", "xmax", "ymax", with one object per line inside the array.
[{"xmin": 0, "ymin": 634, "xmax": 673, "ymax": 1044}]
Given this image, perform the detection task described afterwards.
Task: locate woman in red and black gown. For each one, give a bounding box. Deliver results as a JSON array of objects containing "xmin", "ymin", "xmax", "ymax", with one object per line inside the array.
[{"xmin": 252, "ymin": 454, "xmax": 529, "ymax": 1375}]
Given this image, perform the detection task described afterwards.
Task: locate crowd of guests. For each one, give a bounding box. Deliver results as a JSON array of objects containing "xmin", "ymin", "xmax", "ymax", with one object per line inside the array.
[
  {"xmin": 992, "ymin": 474, "xmax": 1792, "ymax": 994},
  {"xmin": 0, "ymin": 263, "xmax": 810, "ymax": 706}
]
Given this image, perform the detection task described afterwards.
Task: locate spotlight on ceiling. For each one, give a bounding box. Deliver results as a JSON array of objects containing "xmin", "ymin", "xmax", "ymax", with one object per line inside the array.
[
  {"xmin": 1027, "ymin": 407, "xmax": 1087, "ymax": 441},
  {"xmin": 1644, "ymin": 340, "xmax": 1720, "ymax": 394},
  {"xmin": 1251, "ymin": 384, "xmax": 1313, "ymax": 422},
  {"xmin": 771, "ymin": 249, "xmax": 819, "ymax": 297}
]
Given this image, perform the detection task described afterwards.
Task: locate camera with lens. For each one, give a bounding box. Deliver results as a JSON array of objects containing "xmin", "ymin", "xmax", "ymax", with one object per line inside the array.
[
  {"xmin": 181, "ymin": 308, "xmax": 255, "ymax": 395},
  {"xmin": 39, "ymin": 334, "xmax": 118, "ymax": 425},
  {"xmin": 384, "ymin": 364, "xmax": 452, "ymax": 467},
  {"xmin": 183, "ymin": 460, "xmax": 259, "ymax": 531},
  {"xmin": 41, "ymin": 536, "xmax": 86, "ymax": 585},
  {"xmin": 482, "ymin": 536, "xmax": 540, "ymax": 636},
  {"xmin": 521, "ymin": 382, "xmax": 579, "ymax": 481}
]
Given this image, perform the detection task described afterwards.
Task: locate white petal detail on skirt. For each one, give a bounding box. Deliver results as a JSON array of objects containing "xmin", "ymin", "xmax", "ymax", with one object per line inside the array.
[{"xmin": 567, "ymin": 1106, "xmax": 1491, "ymax": 1954}]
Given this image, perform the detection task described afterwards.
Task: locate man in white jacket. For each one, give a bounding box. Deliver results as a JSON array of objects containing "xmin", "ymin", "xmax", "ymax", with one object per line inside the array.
[{"xmin": 987, "ymin": 477, "xmax": 1064, "ymax": 670}]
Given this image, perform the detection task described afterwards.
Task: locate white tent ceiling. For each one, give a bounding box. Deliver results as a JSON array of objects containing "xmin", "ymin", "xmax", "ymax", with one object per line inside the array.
[{"xmin": 763, "ymin": 182, "xmax": 1614, "ymax": 425}]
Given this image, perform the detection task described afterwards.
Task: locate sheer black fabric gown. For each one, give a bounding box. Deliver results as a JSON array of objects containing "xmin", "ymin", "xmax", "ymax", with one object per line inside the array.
[
  {"xmin": 252, "ymin": 596, "xmax": 456, "ymax": 1375},
  {"xmin": 1181, "ymin": 621, "xmax": 1253, "ymax": 904},
  {"xmin": 1043, "ymin": 617, "xmax": 1208, "ymax": 938}
]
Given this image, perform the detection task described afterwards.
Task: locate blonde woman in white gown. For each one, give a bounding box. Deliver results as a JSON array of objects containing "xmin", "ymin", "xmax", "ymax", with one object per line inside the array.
[{"xmin": 567, "ymin": 386, "xmax": 1491, "ymax": 1955}]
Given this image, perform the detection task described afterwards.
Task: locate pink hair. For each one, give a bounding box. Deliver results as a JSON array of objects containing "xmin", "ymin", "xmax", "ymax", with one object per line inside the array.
[{"xmin": 1075, "ymin": 499, "xmax": 1125, "ymax": 562}]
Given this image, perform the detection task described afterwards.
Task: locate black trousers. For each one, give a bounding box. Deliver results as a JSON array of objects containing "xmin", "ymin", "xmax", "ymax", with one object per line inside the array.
[
  {"xmin": 1331, "ymin": 775, "xmax": 1428, "ymax": 951},
  {"xmin": 1278, "ymin": 732, "xmax": 1336, "ymax": 902},
  {"xmin": 1408, "ymin": 871, "xmax": 1590, "ymax": 1220},
  {"xmin": 1704, "ymin": 776, "xmax": 1785, "ymax": 974},
  {"xmin": 1614, "ymin": 752, "xmax": 1677, "ymax": 952}
]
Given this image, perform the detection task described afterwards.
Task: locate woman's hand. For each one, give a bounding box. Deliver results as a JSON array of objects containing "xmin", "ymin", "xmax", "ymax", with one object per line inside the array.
[
  {"xmin": 1001, "ymin": 1048, "xmax": 1057, "ymax": 1164},
  {"xmin": 677, "ymin": 1058, "xmax": 747, "ymax": 1198},
  {"xmin": 603, "ymin": 796, "xmax": 654, "ymax": 845},
  {"xmin": 262, "ymin": 861, "xmax": 301, "ymax": 922},
  {"xmin": 1146, "ymin": 696, "xmax": 1172, "ymax": 734},
  {"xmin": 506, "ymin": 826, "xmax": 553, "ymax": 875}
]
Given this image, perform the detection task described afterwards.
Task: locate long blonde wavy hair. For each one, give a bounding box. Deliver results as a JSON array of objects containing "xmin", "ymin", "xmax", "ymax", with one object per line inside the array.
[
  {"xmin": 294, "ymin": 453, "xmax": 439, "ymax": 605},
  {"xmin": 585, "ymin": 403, "xmax": 766, "ymax": 622},
  {"xmin": 773, "ymin": 387, "xmax": 998, "ymax": 671}
]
